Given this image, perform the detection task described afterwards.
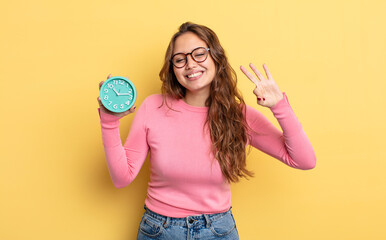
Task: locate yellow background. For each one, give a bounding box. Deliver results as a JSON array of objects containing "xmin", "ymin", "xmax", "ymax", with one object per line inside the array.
[{"xmin": 1, "ymin": 0, "xmax": 385, "ymax": 239}]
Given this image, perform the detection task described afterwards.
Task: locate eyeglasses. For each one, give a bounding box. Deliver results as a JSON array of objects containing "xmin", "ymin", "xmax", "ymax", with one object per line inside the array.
[{"xmin": 170, "ymin": 47, "xmax": 210, "ymax": 68}]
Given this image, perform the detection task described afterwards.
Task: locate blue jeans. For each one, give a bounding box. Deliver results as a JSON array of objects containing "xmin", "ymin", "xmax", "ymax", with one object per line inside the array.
[{"xmin": 137, "ymin": 206, "xmax": 239, "ymax": 240}]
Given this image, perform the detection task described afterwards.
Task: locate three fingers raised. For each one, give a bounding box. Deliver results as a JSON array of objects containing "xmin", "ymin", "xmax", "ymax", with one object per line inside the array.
[{"xmin": 240, "ymin": 65, "xmax": 260, "ymax": 86}]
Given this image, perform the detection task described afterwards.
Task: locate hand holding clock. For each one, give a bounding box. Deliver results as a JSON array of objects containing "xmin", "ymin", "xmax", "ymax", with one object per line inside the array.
[
  {"xmin": 240, "ymin": 63, "xmax": 283, "ymax": 108},
  {"xmin": 97, "ymin": 74, "xmax": 137, "ymax": 118}
]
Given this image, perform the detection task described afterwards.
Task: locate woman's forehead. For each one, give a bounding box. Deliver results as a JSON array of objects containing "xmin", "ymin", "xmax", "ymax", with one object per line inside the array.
[{"xmin": 173, "ymin": 32, "xmax": 208, "ymax": 54}]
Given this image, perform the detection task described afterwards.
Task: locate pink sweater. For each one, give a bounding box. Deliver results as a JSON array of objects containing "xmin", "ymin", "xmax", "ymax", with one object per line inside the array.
[{"xmin": 98, "ymin": 93, "xmax": 316, "ymax": 217}]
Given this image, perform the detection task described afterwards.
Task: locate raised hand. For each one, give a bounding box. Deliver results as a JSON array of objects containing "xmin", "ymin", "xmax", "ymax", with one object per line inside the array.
[
  {"xmin": 97, "ymin": 74, "xmax": 136, "ymax": 118},
  {"xmin": 240, "ymin": 63, "xmax": 283, "ymax": 108}
]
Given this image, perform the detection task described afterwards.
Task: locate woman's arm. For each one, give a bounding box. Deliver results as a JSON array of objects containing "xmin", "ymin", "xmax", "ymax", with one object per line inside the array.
[
  {"xmin": 246, "ymin": 93, "xmax": 316, "ymax": 169},
  {"xmin": 98, "ymin": 104, "xmax": 149, "ymax": 187},
  {"xmin": 97, "ymin": 75, "xmax": 149, "ymax": 188},
  {"xmin": 240, "ymin": 64, "xmax": 316, "ymax": 169}
]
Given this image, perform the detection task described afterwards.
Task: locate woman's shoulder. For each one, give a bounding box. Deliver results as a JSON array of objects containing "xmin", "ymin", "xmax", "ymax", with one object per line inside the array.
[
  {"xmin": 143, "ymin": 94, "xmax": 163, "ymax": 105},
  {"xmin": 141, "ymin": 94, "xmax": 173, "ymax": 110}
]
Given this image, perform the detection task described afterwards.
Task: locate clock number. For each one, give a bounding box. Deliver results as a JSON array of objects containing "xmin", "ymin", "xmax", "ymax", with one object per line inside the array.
[
  {"xmin": 108, "ymin": 101, "xmax": 112, "ymax": 105},
  {"xmin": 119, "ymin": 80, "xmax": 124, "ymax": 85},
  {"xmin": 108, "ymin": 84, "xmax": 113, "ymax": 89},
  {"xmin": 128, "ymin": 95, "xmax": 133, "ymax": 100},
  {"xmin": 113, "ymin": 104, "xmax": 118, "ymax": 109},
  {"xmin": 125, "ymin": 101, "xmax": 130, "ymax": 105},
  {"xmin": 104, "ymin": 89, "xmax": 108, "ymax": 93},
  {"xmin": 104, "ymin": 95, "xmax": 109, "ymax": 100},
  {"xmin": 128, "ymin": 89, "xmax": 132, "ymax": 93},
  {"xmin": 120, "ymin": 104, "xmax": 124, "ymax": 109}
]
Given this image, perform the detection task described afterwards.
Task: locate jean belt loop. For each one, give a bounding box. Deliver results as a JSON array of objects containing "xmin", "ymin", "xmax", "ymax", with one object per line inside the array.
[
  {"xmin": 203, "ymin": 214, "xmax": 211, "ymax": 228},
  {"xmin": 163, "ymin": 216, "xmax": 170, "ymax": 228}
]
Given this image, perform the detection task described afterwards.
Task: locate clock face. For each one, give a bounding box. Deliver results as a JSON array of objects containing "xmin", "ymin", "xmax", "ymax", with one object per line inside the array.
[{"xmin": 99, "ymin": 76, "xmax": 137, "ymax": 113}]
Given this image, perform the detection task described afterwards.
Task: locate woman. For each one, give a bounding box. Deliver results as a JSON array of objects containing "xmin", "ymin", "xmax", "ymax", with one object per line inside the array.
[{"xmin": 97, "ymin": 22, "xmax": 316, "ymax": 240}]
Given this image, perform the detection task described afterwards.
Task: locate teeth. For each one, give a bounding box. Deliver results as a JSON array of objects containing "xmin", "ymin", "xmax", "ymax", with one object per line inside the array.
[{"xmin": 187, "ymin": 72, "xmax": 202, "ymax": 78}]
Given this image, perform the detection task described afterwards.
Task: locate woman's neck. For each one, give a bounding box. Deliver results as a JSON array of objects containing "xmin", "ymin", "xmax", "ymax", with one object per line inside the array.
[{"xmin": 183, "ymin": 91, "xmax": 209, "ymax": 107}]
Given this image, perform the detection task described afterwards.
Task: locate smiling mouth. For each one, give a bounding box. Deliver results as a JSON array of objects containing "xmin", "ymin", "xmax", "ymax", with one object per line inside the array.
[{"xmin": 186, "ymin": 71, "xmax": 203, "ymax": 78}]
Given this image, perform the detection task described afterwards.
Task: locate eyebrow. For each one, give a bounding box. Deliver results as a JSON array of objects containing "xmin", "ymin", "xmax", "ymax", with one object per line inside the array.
[{"xmin": 172, "ymin": 46, "xmax": 207, "ymax": 55}]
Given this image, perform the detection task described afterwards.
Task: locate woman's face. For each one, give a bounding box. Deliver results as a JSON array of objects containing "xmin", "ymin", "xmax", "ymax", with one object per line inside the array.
[{"xmin": 172, "ymin": 32, "xmax": 216, "ymax": 98}]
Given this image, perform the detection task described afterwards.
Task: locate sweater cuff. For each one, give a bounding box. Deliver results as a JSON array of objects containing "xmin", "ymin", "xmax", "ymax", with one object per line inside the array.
[
  {"xmin": 98, "ymin": 108, "xmax": 122, "ymax": 129},
  {"xmin": 270, "ymin": 92, "xmax": 289, "ymax": 112},
  {"xmin": 269, "ymin": 92, "xmax": 303, "ymax": 137}
]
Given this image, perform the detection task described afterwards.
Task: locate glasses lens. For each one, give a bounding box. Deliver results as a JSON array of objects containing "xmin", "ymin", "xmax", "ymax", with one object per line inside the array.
[
  {"xmin": 172, "ymin": 54, "xmax": 186, "ymax": 68},
  {"xmin": 192, "ymin": 48, "xmax": 208, "ymax": 62}
]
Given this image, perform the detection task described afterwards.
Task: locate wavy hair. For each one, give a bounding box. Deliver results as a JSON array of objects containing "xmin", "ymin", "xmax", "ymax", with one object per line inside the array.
[{"xmin": 159, "ymin": 22, "xmax": 253, "ymax": 183}]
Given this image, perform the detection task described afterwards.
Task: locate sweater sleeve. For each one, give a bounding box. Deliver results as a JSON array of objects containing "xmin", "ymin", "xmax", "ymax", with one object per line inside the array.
[
  {"xmin": 246, "ymin": 92, "xmax": 316, "ymax": 170},
  {"xmin": 98, "ymin": 100, "xmax": 149, "ymax": 188}
]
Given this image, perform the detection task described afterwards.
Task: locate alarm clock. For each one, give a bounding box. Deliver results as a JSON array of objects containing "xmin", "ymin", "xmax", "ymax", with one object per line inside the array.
[{"xmin": 99, "ymin": 76, "xmax": 137, "ymax": 113}]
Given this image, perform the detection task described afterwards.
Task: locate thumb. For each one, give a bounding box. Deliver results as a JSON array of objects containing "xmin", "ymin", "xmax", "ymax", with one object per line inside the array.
[{"xmin": 97, "ymin": 96, "xmax": 102, "ymax": 107}]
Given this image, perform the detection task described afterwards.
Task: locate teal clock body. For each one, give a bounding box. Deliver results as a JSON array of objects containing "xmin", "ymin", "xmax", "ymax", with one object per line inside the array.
[{"xmin": 99, "ymin": 76, "xmax": 137, "ymax": 113}]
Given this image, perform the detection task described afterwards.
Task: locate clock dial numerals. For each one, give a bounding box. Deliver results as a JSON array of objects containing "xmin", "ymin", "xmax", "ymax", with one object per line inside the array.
[
  {"xmin": 112, "ymin": 80, "xmax": 125, "ymax": 85},
  {"xmin": 100, "ymin": 77, "xmax": 136, "ymax": 113}
]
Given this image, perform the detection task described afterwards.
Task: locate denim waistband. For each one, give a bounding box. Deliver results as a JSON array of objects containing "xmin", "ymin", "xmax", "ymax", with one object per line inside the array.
[{"xmin": 143, "ymin": 205, "xmax": 233, "ymax": 228}]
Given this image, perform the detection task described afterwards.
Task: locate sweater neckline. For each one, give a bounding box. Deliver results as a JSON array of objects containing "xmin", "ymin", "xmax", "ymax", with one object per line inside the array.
[{"xmin": 175, "ymin": 98, "xmax": 209, "ymax": 113}]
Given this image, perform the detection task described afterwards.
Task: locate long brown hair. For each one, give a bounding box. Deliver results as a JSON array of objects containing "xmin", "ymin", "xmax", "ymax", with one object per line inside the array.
[{"xmin": 159, "ymin": 22, "xmax": 253, "ymax": 183}]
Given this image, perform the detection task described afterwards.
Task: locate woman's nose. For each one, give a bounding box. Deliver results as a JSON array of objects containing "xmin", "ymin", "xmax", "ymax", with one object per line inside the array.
[{"xmin": 185, "ymin": 54, "xmax": 197, "ymax": 69}]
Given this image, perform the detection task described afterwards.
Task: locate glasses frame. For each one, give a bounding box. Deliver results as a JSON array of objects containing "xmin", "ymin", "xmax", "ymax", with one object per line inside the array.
[{"xmin": 170, "ymin": 47, "xmax": 210, "ymax": 68}]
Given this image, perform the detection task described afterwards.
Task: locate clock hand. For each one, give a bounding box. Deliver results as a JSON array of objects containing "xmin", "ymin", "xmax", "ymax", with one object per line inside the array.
[
  {"xmin": 112, "ymin": 88, "xmax": 120, "ymax": 96},
  {"xmin": 118, "ymin": 93, "xmax": 132, "ymax": 95}
]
